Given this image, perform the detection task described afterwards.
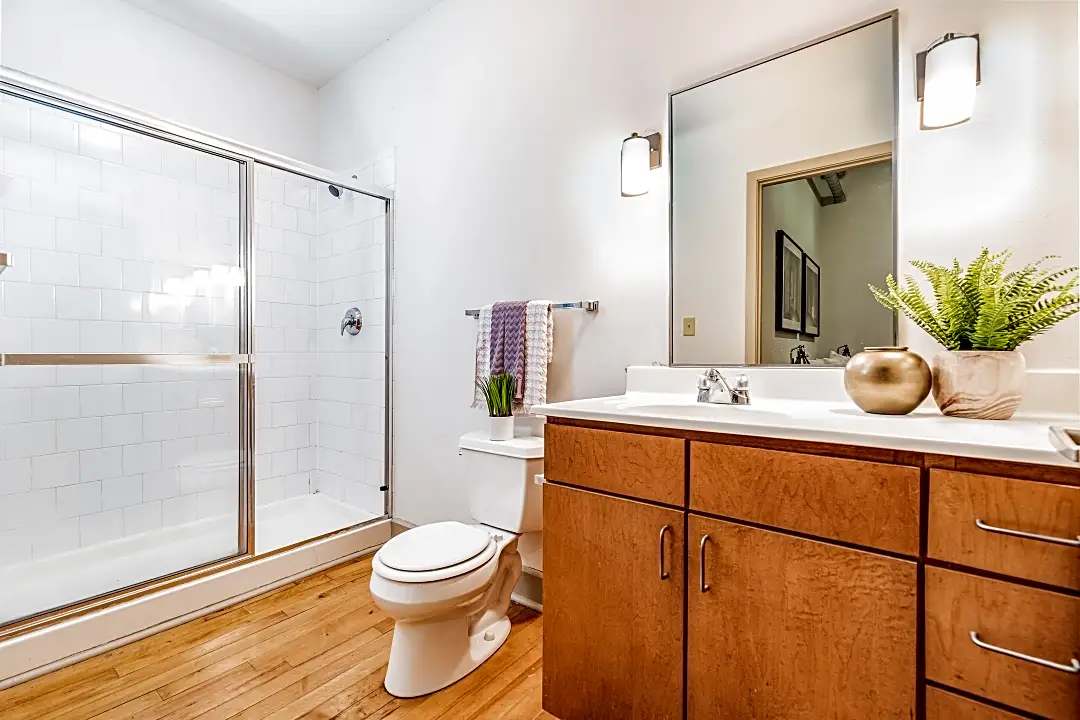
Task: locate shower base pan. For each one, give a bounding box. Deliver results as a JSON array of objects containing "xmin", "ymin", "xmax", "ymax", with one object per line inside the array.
[{"xmin": 0, "ymin": 493, "xmax": 378, "ymax": 626}]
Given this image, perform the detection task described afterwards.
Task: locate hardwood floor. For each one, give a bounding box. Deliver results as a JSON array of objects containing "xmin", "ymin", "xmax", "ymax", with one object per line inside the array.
[{"xmin": 0, "ymin": 555, "xmax": 555, "ymax": 720}]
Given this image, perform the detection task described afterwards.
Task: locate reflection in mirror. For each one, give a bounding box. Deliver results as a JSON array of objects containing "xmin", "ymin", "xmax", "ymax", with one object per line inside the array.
[
  {"xmin": 759, "ymin": 153, "xmax": 894, "ymax": 365},
  {"xmin": 670, "ymin": 14, "xmax": 897, "ymax": 366}
]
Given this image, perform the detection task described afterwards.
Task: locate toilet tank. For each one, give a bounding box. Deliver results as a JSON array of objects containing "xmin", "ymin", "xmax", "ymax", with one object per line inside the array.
[{"xmin": 458, "ymin": 432, "xmax": 544, "ymax": 533}]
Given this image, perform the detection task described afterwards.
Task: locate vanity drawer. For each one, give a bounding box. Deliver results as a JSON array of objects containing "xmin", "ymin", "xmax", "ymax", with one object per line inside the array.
[
  {"xmin": 544, "ymin": 424, "xmax": 685, "ymax": 506},
  {"xmin": 929, "ymin": 470, "xmax": 1080, "ymax": 591},
  {"xmin": 925, "ymin": 686, "xmax": 1026, "ymax": 719},
  {"xmin": 690, "ymin": 442, "xmax": 920, "ymax": 555},
  {"xmin": 925, "ymin": 566, "xmax": 1080, "ymax": 720}
]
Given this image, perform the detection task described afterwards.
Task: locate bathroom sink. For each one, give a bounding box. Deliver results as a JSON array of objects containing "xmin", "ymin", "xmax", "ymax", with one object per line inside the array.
[{"xmin": 618, "ymin": 403, "xmax": 787, "ymax": 422}]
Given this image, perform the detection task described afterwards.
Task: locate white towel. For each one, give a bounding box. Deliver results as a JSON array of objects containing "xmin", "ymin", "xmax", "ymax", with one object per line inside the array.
[
  {"xmin": 522, "ymin": 300, "xmax": 554, "ymax": 412},
  {"xmin": 472, "ymin": 304, "xmax": 494, "ymax": 408}
]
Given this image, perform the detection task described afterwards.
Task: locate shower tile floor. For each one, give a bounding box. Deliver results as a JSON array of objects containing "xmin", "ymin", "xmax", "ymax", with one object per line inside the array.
[{"xmin": 0, "ymin": 493, "xmax": 378, "ymax": 626}]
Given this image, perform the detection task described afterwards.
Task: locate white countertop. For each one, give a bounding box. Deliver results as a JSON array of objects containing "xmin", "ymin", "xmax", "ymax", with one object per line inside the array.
[{"xmin": 532, "ymin": 392, "xmax": 1080, "ymax": 468}]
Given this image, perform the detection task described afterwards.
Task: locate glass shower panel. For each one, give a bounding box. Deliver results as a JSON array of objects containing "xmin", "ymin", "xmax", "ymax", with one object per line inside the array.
[
  {"xmin": 0, "ymin": 92, "xmax": 246, "ymax": 625},
  {"xmin": 253, "ymin": 164, "xmax": 386, "ymax": 554}
]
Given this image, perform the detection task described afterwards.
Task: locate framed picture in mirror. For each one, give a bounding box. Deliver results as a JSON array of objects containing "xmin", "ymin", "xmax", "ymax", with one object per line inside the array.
[
  {"xmin": 775, "ymin": 230, "xmax": 803, "ymax": 333},
  {"xmin": 803, "ymin": 254, "xmax": 821, "ymax": 337}
]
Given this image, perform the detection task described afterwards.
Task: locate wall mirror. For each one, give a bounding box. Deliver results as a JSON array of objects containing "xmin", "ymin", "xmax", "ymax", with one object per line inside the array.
[{"xmin": 670, "ymin": 13, "xmax": 898, "ymax": 366}]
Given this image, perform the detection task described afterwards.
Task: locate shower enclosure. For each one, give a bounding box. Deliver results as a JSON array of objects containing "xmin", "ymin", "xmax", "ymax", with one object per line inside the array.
[{"xmin": 0, "ymin": 71, "xmax": 393, "ymax": 635}]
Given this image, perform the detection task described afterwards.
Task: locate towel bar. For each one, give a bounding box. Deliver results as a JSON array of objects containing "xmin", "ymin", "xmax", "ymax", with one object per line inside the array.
[{"xmin": 465, "ymin": 301, "xmax": 599, "ymax": 318}]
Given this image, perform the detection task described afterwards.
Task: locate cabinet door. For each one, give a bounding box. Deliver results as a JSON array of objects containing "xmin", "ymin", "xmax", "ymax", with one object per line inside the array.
[
  {"xmin": 543, "ymin": 482, "xmax": 684, "ymax": 720},
  {"xmin": 687, "ymin": 515, "xmax": 917, "ymax": 720}
]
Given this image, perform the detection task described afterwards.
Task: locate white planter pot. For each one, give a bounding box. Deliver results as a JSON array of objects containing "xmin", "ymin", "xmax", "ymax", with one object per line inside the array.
[
  {"xmin": 488, "ymin": 416, "xmax": 514, "ymax": 441},
  {"xmin": 931, "ymin": 350, "xmax": 1026, "ymax": 420}
]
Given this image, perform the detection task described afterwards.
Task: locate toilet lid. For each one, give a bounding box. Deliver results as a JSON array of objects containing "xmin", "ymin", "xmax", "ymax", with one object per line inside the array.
[{"xmin": 377, "ymin": 521, "xmax": 493, "ymax": 573}]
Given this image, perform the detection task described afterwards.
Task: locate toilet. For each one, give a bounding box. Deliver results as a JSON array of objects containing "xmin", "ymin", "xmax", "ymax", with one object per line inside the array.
[{"xmin": 370, "ymin": 432, "xmax": 544, "ymax": 698}]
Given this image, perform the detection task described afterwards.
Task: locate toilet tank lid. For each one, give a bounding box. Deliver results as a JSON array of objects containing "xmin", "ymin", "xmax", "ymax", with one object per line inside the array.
[{"xmin": 459, "ymin": 431, "xmax": 544, "ymax": 459}]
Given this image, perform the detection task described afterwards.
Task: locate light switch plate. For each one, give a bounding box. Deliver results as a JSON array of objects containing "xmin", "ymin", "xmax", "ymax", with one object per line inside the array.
[{"xmin": 682, "ymin": 317, "xmax": 696, "ymax": 336}]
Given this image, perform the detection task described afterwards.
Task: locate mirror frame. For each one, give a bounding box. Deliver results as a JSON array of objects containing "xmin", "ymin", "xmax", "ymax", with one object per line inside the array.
[{"xmin": 666, "ymin": 10, "xmax": 900, "ymax": 367}]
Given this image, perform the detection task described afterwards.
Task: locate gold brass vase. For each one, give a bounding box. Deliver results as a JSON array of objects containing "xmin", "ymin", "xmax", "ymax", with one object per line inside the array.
[{"xmin": 844, "ymin": 347, "xmax": 932, "ymax": 415}]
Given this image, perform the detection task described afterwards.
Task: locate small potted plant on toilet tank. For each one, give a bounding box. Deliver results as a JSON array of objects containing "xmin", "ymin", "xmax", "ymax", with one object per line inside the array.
[
  {"xmin": 477, "ymin": 372, "xmax": 516, "ymax": 440},
  {"xmin": 869, "ymin": 249, "xmax": 1079, "ymax": 420}
]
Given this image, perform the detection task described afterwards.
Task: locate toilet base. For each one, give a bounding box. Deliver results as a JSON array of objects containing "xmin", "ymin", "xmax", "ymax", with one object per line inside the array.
[{"xmin": 383, "ymin": 614, "xmax": 512, "ymax": 698}]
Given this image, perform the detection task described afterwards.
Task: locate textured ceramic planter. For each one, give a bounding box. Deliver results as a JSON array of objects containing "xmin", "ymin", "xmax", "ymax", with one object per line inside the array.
[
  {"xmin": 489, "ymin": 416, "xmax": 514, "ymax": 441},
  {"xmin": 844, "ymin": 347, "xmax": 932, "ymax": 415},
  {"xmin": 931, "ymin": 350, "xmax": 1026, "ymax": 420}
]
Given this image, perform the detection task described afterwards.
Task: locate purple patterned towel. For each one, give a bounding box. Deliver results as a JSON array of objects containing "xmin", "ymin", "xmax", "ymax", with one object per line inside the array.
[{"xmin": 489, "ymin": 301, "xmax": 528, "ymax": 400}]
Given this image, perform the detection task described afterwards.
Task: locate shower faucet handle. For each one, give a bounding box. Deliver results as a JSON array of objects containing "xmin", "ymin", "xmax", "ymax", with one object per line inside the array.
[{"xmin": 340, "ymin": 307, "xmax": 363, "ymax": 336}]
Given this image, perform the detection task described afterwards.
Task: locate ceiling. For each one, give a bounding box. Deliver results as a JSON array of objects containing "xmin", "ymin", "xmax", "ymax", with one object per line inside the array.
[{"xmin": 123, "ymin": 0, "xmax": 443, "ymax": 87}]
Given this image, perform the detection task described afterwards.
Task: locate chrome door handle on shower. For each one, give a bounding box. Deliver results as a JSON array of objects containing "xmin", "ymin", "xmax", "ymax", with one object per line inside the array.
[{"xmin": 340, "ymin": 308, "xmax": 362, "ymax": 336}]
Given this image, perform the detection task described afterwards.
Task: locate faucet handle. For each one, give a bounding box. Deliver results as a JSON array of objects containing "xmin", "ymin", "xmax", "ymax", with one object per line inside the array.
[
  {"xmin": 340, "ymin": 307, "xmax": 363, "ymax": 336},
  {"xmin": 700, "ymin": 368, "xmax": 722, "ymax": 384},
  {"xmin": 733, "ymin": 374, "xmax": 750, "ymax": 390}
]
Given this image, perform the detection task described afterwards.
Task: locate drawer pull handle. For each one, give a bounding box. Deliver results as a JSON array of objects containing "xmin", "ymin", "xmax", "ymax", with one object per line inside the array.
[
  {"xmin": 975, "ymin": 518, "xmax": 1080, "ymax": 548},
  {"xmin": 699, "ymin": 534, "xmax": 710, "ymax": 593},
  {"xmin": 970, "ymin": 631, "xmax": 1080, "ymax": 674},
  {"xmin": 659, "ymin": 525, "xmax": 671, "ymax": 580}
]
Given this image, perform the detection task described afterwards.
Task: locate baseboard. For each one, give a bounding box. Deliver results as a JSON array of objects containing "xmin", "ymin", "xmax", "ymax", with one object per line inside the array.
[
  {"xmin": 512, "ymin": 571, "xmax": 543, "ymax": 612},
  {"xmin": 390, "ymin": 518, "xmax": 415, "ymax": 537},
  {"xmin": 0, "ymin": 519, "xmax": 391, "ymax": 688}
]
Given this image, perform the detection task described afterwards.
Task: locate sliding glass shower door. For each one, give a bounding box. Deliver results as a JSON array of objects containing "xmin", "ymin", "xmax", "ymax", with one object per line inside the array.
[{"xmin": 0, "ymin": 91, "xmax": 250, "ymax": 625}]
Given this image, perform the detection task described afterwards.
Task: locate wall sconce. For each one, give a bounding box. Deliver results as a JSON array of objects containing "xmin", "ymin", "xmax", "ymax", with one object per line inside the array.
[
  {"xmin": 621, "ymin": 131, "xmax": 662, "ymax": 197},
  {"xmin": 916, "ymin": 33, "xmax": 980, "ymax": 130}
]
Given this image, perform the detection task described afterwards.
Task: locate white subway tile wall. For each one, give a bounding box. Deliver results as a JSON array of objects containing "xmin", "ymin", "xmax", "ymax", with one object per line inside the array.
[
  {"xmin": 253, "ymin": 165, "xmax": 318, "ymax": 509},
  {"xmin": 312, "ymin": 162, "xmax": 388, "ymax": 517},
  {"xmin": 251, "ymin": 160, "xmax": 389, "ymax": 523},
  {"xmin": 0, "ymin": 364, "xmax": 241, "ymax": 566},
  {"xmin": 0, "ymin": 95, "xmax": 243, "ymax": 567}
]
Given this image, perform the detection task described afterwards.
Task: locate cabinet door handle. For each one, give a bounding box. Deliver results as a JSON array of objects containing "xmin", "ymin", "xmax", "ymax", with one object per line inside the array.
[
  {"xmin": 975, "ymin": 518, "xmax": 1080, "ymax": 547},
  {"xmin": 699, "ymin": 534, "xmax": 710, "ymax": 593},
  {"xmin": 970, "ymin": 631, "xmax": 1080, "ymax": 674},
  {"xmin": 658, "ymin": 525, "xmax": 671, "ymax": 580}
]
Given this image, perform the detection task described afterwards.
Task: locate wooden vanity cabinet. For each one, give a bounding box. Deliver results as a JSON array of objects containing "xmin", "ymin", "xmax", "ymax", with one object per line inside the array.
[
  {"xmin": 687, "ymin": 515, "xmax": 917, "ymax": 719},
  {"xmin": 543, "ymin": 482, "xmax": 685, "ymax": 720},
  {"xmin": 542, "ymin": 421, "xmax": 1080, "ymax": 720}
]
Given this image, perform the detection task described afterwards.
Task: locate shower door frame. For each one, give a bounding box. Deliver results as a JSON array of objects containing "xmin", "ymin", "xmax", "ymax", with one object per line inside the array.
[{"xmin": 0, "ymin": 68, "xmax": 396, "ymax": 642}]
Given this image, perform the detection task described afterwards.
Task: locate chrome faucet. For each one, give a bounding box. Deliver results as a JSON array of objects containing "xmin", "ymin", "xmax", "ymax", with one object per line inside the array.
[{"xmin": 697, "ymin": 369, "xmax": 751, "ymax": 405}]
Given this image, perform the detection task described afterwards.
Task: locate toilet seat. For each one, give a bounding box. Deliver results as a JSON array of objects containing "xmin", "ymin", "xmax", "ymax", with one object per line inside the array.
[{"xmin": 374, "ymin": 522, "xmax": 498, "ymax": 583}]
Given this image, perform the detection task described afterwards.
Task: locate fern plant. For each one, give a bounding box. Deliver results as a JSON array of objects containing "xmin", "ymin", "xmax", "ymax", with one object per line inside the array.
[
  {"xmin": 869, "ymin": 249, "xmax": 1079, "ymax": 352},
  {"xmin": 476, "ymin": 372, "xmax": 516, "ymax": 417}
]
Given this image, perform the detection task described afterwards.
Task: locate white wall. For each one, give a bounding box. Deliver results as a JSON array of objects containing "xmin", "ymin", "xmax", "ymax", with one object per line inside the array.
[
  {"xmin": 1, "ymin": 0, "xmax": 319, "ymax": 162},
  {"xmin": 316, "ymin": 0, "xmax": 1080, "ymax": 527},
  {"xmin": 817, "ymin": 161, "xmax": 895, "ymax": 356},
  {"xmin": 759, "ymin": 179, "xmax": 821, "ymax": 364}
]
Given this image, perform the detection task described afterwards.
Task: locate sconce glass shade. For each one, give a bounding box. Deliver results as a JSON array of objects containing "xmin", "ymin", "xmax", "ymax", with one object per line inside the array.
[
  {"xmin": 921, "ymin": 34, "xmax": 979, "ymax": 129},
  {"xmin": 621, "ymin": 133, "xmax": 651, "ymax": 197}
]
